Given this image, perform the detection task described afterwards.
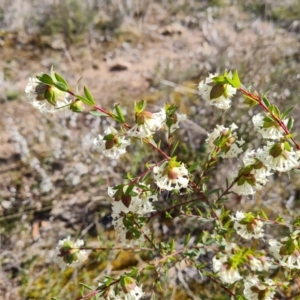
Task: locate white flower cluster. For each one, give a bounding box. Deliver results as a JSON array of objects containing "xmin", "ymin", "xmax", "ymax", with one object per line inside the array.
[
  {"xmin": 198, "ymin": 73, "xmax": 237, "ymax": 110},
  {"xmin": 94, "ymin": 127, "xmax": 130, "ymax": 159},
  {"xmin": 252, "ymin": 113, "xmax": 286, "ymax": 140},
  {"xmin": 212, "ymin": 243, "xmax": 242, "ymax": 284},
  {"xmin": 103, "ymin": 285, "xmax": 144, "ymax": 300},
  {"xmin": 269, "ymin": 230, "xmax": 300, "ymax": 269},
  {"xmin": 108, "ymin": 186, "xmax": 157, "ymax": 246},
  {"xmin": 206, "ymin": 123, "xmax": 244, "ymax": 158},
  {"xmin": 231, "ymin": 211, "xmax": 264, "ymax": 240},
  {"xmin": 127, "ymin": 109, "xmax": 166, "ymax": 138},
  {"xmin": 56, "ymin": 236, "xmax": 88, "ymax": 269},
  {"xmin": 153, "ymin": 162, "xmax": 189, "ymax": 192},
  {"xmin": 251, "ymin": 112, "xmax": 300, "ymax": 172},
  {"xmin": 25, "ymin": 77, "xmax": 71, "ymax": 113},
  {"xmin": 243, "ymin": 275, "xmax": 276, "ymax": 300}
]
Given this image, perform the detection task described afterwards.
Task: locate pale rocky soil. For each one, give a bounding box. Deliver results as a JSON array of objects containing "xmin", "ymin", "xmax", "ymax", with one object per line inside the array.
[{"xmin": 1, "ymin": 2, "xmax": 300, "ymax": 299}]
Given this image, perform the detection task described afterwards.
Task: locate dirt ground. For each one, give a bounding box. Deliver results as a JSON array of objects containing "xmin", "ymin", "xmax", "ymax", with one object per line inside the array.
[{"xmin": 1, "ymin": 1, "xmax": 300, "ymax": 299}]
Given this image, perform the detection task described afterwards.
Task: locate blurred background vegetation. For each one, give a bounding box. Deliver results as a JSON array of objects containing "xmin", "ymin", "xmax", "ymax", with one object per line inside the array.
[{"xmin": 1, "ymin": 0, "xmax": 300, "ymax": 299}]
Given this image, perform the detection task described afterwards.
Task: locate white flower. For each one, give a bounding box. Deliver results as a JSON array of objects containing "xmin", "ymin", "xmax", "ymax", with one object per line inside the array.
[
  {"xmin": 244, "ymin": 276, "xmax": 276, "ymax": 300},
  {"xmin": 25, "ymin": 76, "xmax": 71, "ymax": 113},
  {"xmin": 231, "ymin": 149, "xmax": 273, "ymax": 195},
  {"xmin": 231, "ymin": 180, "xmax": 256, "ymax": 195},
  {"xmin": 169, "ymin": 113, "xmax": 187, "ymax": 133},
  {"xmin": 104, "ymin": 285, "xmax": 144, "ymax": 300},
  {"xmin": 242, "ymin": 149, "xmax": 273, "ymax": 185},
  {"xmin": 153, "ymin": 162, "xmax": 189, "ymax": 191},
  {"xmin": 269, "ymin": 238, "xmax": 300, "ymax": 269},
  {"xmin": 56, "ymin": 237, "xmax": 88, "ymax": 269},
  {"xmin": 94, "ymin": 127, "xmax": 130, "ymax": 159},
  {"xmin": 231, "ymin": 211, "xmax": 264, "ymax": 240},
  {"xmin": 108, "ymin": 186, "xmax": 157, "ymax": 246},
  {"xmin": 198, "ymin": 73, "xmax": 236, "ymax": 110},
  {"xmin": 212, "ymin": 255, "xmax": 242, "ymax": 284},
  {"xmin": 252, "ymin": 113, "xmax": 286, "ymax": 140},
  {"xmin": 206, "ymin": 123, "xmax": 244, "ymax": 158},
  {"xmin": 249, "ymin": 255, "xmax": 272, "ymax": 272},
  {"xmin": 262, "ymin": 142, "xmax": 300, "ymax": 172},
  {"xmin": 127, "ymin": 109, "xmax": 166, "ymax": 138}
]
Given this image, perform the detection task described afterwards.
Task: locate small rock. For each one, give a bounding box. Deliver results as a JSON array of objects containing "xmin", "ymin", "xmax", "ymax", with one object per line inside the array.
[{"xmin": 108, "ymin": 60, "xmax": 131, "ymax": 72}]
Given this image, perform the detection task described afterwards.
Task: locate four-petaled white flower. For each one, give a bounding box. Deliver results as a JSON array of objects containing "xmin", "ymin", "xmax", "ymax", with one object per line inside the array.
[
  {"xmin": 206, "ymin": 123, "xmax": 244, "ymax": 158},
  {"xmin": 153, "ymin": 161, "xmax": 189, "ymax": 191},
  {"xmin": 243, "ymin": 275, "xmax": 276, "ymax": 300},
  {"xmin": 25, "ymin": 77, "xmax": 71, "ymax": 113},
  {"xmin": 94, "ymin": 127, "xmax": 130, "ymax": 159},
  {"xmin": 231, "ymin": 211, "xmax": 264, "ymax": 240},
  {"xmin": 198, "ymin": 73, "xmax": 236, "ymax": 110},
  {"xmin": 56, "ymin": 236, "xmax": 88, "ymax": 269}
]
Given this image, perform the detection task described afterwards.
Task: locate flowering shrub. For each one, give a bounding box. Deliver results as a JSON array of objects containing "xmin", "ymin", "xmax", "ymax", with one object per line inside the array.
[{"xmin": 25, "ymin": 68, "xmax": 300, "ymax": 299}]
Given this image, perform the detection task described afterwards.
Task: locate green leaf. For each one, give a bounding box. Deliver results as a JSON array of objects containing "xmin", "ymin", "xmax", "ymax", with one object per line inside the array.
[
  {"xmin": 90, "ymin": 110, "xmax": 108, "ymax": 117},
  {"xmin": 115, "ymin": 104, "xmax": 125, "ymax": 123},
  {"xmin": 79, "ymin": 283, "xmax": 94, "ymax": 291},
  {"xmin": 281, "ymin": 106, "xmax": 294, "ymax": 120},
  {"xmin": 53, "ymin": 81, "xmax": 68, "ymax": 92},
  {"xmin": 262, "ymin": 95, "xmax": 271, "ymax": 108},
  {"xmin": 271, "ymin": 105, "xmax": 280, "ymax": 117},
  {"xmin": 36, "ymin": 74, "xmax": 53, "ymax": 85},
  {"xmin": 76, "ymin": 94, "xmax": 95, "ymax": 106},
  {"xmin": 211, "ymin": 75, "xmax": 227, "ymax": 84},
  {"xmin": 184, "ymin": 233, "xmax": 191, "ymax": 247},
  {"xmin": 170, "ymin": 141, "xmax": 179, "ymax": 156},
  {"xmin": 125, "ymin": 184, "xmax": 135, "ymax": 196},
  {"xmin": 83, "ymin": 86, "xmax": 96, "ymax": 105},
  {"xmin": 54, "ymin": 73, "xmax": 69, "ymax": 89},
  {"xmin": 210, "ymin": 84, "xmax": 225, "ymax": 100},
  {"xmin": 75, "ymin": 77, "xmax": 83, "ymax": 95},
  {"xmin": 231, "ymin": 69, "xmax": 241, "ymax": 88},
  {"xmin": 287, "ymin": 117, "xmax": 294, "ymax": 131},
  {"xmin": 187, "ymin": 161, "xmax": 199, "ymax": 173},
  {"xmin": 135, "ymin": 99, "xmax": 147, "ymax": 113}
]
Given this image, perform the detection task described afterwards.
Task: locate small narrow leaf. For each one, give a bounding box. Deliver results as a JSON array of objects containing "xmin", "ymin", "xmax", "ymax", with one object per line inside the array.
[
  {"xmin": 262, "ymin": 95, "xmax": 270, "ymax": 107},
  {"xmin": 188, "ymin": 161, "xmax": 199, "ymax": 173},
  {"xmin": 232, "ymin": 69, "xmax": 241, "ymax": 88},
  {"xmin": 76, "ymin": 94, "xmax": 95, "ymax": 106},
  {"xmin": 281, "ymin": 106, "xmax": 294, "ymax": 120},
  {"xmin": 287, "ymin": 117, "xmax": 294, "ymax": 131},
  {"xmin": 115, "ymin": 104, "xmax": 125, "ymax": 123},
  {"xmin": 36, "ymin": 74, "xmax": 53, "ymax": 85},
  {"xmin": 79, "ymin": 283, "xmax": 94, "ymax": 291},
  {"xmin": 210, "ymin": 84, "xmax": 225, "ymax": 100},
  {"xmin": 53, "ymin": 82, "xmax": 68, "ymax": 92},
  {"xmin": 54, "ymin": 73, "xmax": 69, "ymax": 88},
  {"xmin": 170, "ymin": 141, "xmax": 179, "ymax": 156},
  {"xmin": 84, "ymin": 86, "xmax": 96, "ymax": 105},
  {"xmin": 135, "ymin": 100, "xmax": 147, "ymax": 113},
  {"xmin": 90, "ymin": 110, "xmax": 108, "ymax": 117}
]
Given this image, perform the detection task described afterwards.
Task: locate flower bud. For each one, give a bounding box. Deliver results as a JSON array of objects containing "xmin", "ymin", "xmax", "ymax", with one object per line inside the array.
[
  {"xmin": 70, "ymin": 100, "xmax": 84, "ymax": 113},
  {"xmin": 136, "ymin": 111, "xmax": 153, "ymax": 125},
  {"xmin": 168, "ymin": 167, "xmax": 179, "ymax": 180},
  {"xmin": 121, "ymin": 277, "xmax": 137, "ymax": 294},
  {"xmin": 44, "ymin": 87, "xmax": 57, "ymax": 106}
]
